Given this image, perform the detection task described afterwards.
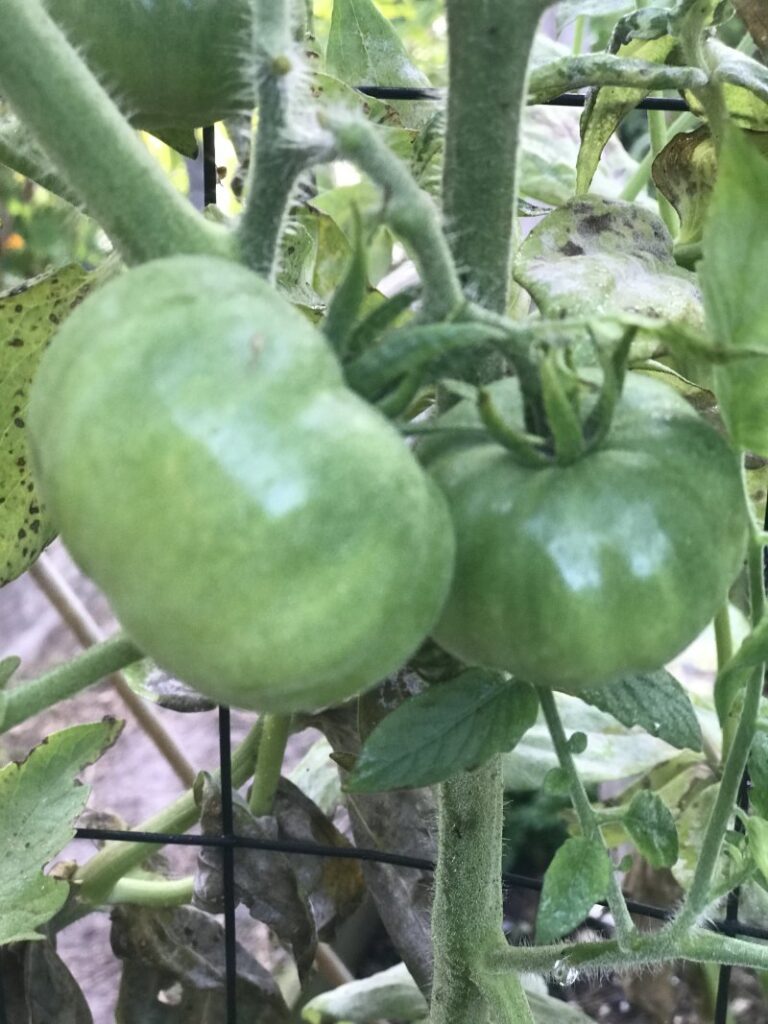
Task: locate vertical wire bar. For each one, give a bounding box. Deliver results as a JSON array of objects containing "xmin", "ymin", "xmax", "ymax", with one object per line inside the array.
[
  {"xmin": 203, "ymin": 125, "xmax": 217, "ymax": 207},
  {"xmin": 218, "ymin": 705, "xmax": 238, "ymax": 1024},
  {"xmin": 203, "ymin": 122, "xmax": 237, "ymax": 1021}
]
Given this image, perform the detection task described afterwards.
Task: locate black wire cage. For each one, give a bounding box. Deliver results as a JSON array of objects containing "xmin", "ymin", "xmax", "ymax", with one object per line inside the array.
[{"xmin": 53, "ymin": 91, "xmax": 766, "ymax": 1024}]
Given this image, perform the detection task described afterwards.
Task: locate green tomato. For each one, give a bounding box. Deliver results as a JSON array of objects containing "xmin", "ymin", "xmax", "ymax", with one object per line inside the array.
[
  {"xmin": 28, "ymin": 256, "xmax": 455, "ymax": 713},
  {"xmin": 43, "ymin": 0, "xmax": 252, "ymax": 132},
  {"xmin": 421, "ymin": 373, "xmax": 748, "ymax": 692}
]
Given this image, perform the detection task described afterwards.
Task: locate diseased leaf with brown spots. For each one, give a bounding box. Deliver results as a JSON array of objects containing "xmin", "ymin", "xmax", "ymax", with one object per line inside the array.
[{"xmin": 0, "ymin": 265, "xmax": 93, "ymax": 585}]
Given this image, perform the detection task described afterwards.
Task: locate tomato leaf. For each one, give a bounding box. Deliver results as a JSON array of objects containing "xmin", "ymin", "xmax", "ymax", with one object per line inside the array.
[
  {"xmin": 685, "ymin": 41, "xmax": 768, "ymax": 131},
  {"xmin": 347, "ymin": 671, "xmax": 539, "ymax": 792},
  {"xmin": 749, "ymin": 732, "xmax": 768, "ymax": 820},
  {"xmin": 0, "ymin": 264, "xmax": 96, "ymax": 585},
  {"xmin": 0, "ymin": 940, "xmax": 93, "ymax": 1024},
  {"xmin": 624, "ymin": 790, "xmax": 679, "ymax": 868},
  {"xmin": 747, "ymin": 816, "xmax": 768, "ymax": 885},
  {"xmin": 0, "ymin": 719, "xmax": 123, "ymax": 944},
  {"xmin": 302, "ymin": 962, "xmax": 428, "ymax": 1023},
  {"xmin": 535, "ymin": 836, "xmax": 612, "ymax": 944},
  {"xmin": 715, "ymin": 614, "xmax": 768, "ymax": 723},
  {"xmin": 577, "ymin": 34, "xmax": 676, "ymax": 193},
  {"xmin": 111, "ymin": 904, "xmax": 290, "ymax": 1023},
  {"xmin": 514, "ymin": 196, "xmax": 703, "ymax": 339},
  {"xmin": 652, "ymin": 126, "xmax": 717, "ymax": 247},
  {"xmin": 326, "ymin": 0, "xmax": 431, "ymax": 129},
  {"xmin": 576, "ymin": 670, "xmax": 702, "ymax": 752}
]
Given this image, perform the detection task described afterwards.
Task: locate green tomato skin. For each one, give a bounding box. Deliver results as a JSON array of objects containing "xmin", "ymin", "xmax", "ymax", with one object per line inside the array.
[
  {"xmin": 28, "ymin": 256, "xmax": 455, "ymax": 714},
  {"xmin": 43, "ymin": 0, "xmax": 252, "ymax": 132},
  {"xmin": 422, "ymin": 374, "xmax": 748, "ymax": 692}
]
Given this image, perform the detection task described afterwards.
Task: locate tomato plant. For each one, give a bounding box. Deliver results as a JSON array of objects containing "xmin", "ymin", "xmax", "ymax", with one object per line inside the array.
[
  {"xmin": 44, "ymin": 0, "xmax": 252, "ymax": 134},
  {"xmin": 422, "ymin": 372, "xmax": 749, "ymax": 692},
  {"xmin": 27, "ymin": 254, "xmax": 455, "ymax": 713},
  {"xmin": 4, "ymin": 1, "xmax": 768, "ymax": 1022}
]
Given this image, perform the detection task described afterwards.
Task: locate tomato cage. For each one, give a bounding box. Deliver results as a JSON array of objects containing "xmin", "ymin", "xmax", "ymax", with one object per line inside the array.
[{"xmin": 4, "ymin": 87, "xmax": 761, "ymax": 1024}]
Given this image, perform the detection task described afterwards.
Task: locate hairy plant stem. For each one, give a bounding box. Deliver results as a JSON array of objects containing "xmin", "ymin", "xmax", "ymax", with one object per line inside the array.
[
  {"xmin": 443, "ymin": 0, "xmax": 549, "ymax": 314},
  {"xmin": 248, "ymin": 714, "xmax": 292, "ymax": 815},
  {"xmin": 29, "ymin": 555, "xmax": 196, "ymax": 787},
  {"xmin": 0, "ymin": 0, "xmax": 232, "ymax": 264},
  {"xmin": 715, "ymin": 602, "xmax": 737, "ymax": 759},
  {"xmin": 72, "ymin": 719, "xmax": 263, "ymax": 910},
  {"xmin": 668, "ymin": 533, "xmax": 765, "ymax": 935},
  {"xmin": 430, "ymin": 757, "xmax": 534, "ymax": 1024},
  {"xmin": 486, "ymin": 926, "xmax": 768, "ymax": 977},
  {"xmin": 238, "ymin": 0, "xmax": 322, "ymax": 278},
  {"xmin": 538, "ymin": 688, "xmax": 636, "ymax": 946},
  {"xmin": 678, "ymin": 0, "xmax": 728, "ymax": 148},
  {"xmin": 322, "ymin": 115, "xmax": 465, "ymax": 322},
  {"xmin": 1, "ymin": 635, "xmax": 143, "ymax": 734}
]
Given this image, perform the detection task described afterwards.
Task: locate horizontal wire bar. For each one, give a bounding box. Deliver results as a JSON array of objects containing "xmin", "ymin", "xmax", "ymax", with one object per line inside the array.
[
  {"xmin": 73, "ymin": 826, "xmax": 768, "ymax": 942},
  {"xmin": 355, "ymin": 85, "xmax": 690, "ymax": 111}
]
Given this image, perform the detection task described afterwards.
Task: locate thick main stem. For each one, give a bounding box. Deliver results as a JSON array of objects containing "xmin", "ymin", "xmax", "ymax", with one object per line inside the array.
[
  {"xmin": 443, "ymin": 0, "xmax": 548, "ymax": 313},
  {"xmin": 0, "ymin": 0, "xmax": 231, "ymax": 264},
  {"xmin": 248, "ymin": 713, "xmax": 291, "ymax": 815},
  {"xmin": 430, "ymin": 758, "xmax": 533, "ymax": 1024}
]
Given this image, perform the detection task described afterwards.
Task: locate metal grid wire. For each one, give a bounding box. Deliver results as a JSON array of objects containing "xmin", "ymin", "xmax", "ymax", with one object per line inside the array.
[{"xmin": 67, "ymin": 95, "xmax": 760, "ymax": 1024}]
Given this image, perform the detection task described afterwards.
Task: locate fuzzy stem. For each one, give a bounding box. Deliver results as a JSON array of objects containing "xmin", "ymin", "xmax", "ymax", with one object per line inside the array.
[
  {"xmin": 527, "ymin": 55, "xmax": 706, "ymax": 106},
  {"xmin": 715, "ymin": 603, "xmax": 736, "ymax": 759},
  {"xmin": 0, "ymin": 0, "xmax": 232, "ymax": 264},
  {"xmin": 238, "ymin": 0, "xmax": 321, "ymax": 278},
  {"xmin": 248, "ymin": 714, "xmax": 291, "ymax": 815},
  {"xmin": 429, "ymin": 757, "xmax": 534, "ymax": 1024},
  {"xmin": 1, "ymin": 634, "xmax": 143, "ymax": 733},
  {"xmin": 322, "ymin": 115, "xmax": 465, "ymax": 322},
  {"xmin": 648, "ymin": 109, "xmax": 679, "ymax": 236},
  {"xmin": 486, "ymin": 927, "xmax": 768, "ymax": 977},
  {"xmin": 73, "ymin": 720, "xmax": 263, "ymax": 908},
  {"xmin": 538, "ymin": 688, "xmax": 636, "ymax": 946},
  {"xmin": 29, "ymin": 555, "xmax": 196, "ymax": 787},
  {"xmin": 443, "ymin": 0, "xmax": 549, "ymax": 313},
  {"xmin": 678, "ymin": 0, "xmax": 728, "ymax": 148},
  {"xmin": 669, "ymin": 534, "xmax": 765, "ymax": 933}
]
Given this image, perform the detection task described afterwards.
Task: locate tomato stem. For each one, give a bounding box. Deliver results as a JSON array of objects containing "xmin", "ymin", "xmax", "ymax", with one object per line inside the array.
[
  {"xmin": 0, "ymin": 0, "xmax": 233, "ymax": 265},
  {"xmin": 538, "ymin": 688, "xmax": 637, "ymax": 948},
  {"xmin": 322, "ymin": 114, "xmax": 465, "ymax": 322},
  {"xmin": 248, "ymin": 714, "xmax": 292, "ymax": 816},
  {"xmin": 678, "ymin": 0, "xmax": 729, "ymax": 149},
  {"xmin": 429, "ymin": 757, "xmax": 534, "ymax": 1024},
  {"xmin": 71, "ymin": 719, "xmax": 263, "ymax": 911},
  {"xmin": 1, "ymin": 634, "xmax": 144, "ymax": 734},
  {"xmin": 238, "ymin": 0, "xmax": 325, "ymax": 278},
  {"xmin": 442, "ymin": 0, "xmax": 549, "ymax": 315},
  {"xmin": 666, "ymin": 532, "xmax": 765, "ymax": 934}
]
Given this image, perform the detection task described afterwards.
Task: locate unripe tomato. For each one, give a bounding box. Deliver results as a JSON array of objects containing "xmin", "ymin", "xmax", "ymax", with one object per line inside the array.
[
  {"xmin": 28, "ymin": 256, "xmax": 455, "ymax": 713},
  {"xmin": 43, "ymin": 0, "xmax": 252, "ymax": 132},
  {"xmin": 421, "ymin": 374, "xmax": 748, "ymax": 692}
]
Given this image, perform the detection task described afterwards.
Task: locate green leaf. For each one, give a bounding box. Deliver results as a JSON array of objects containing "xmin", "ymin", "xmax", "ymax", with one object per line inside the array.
[
  {"xmin": 0, "ymin": 264, "xmax": 96, "ymax": 585},
  {"xmin": 0, "ymin": 655, "xmax": 19, "ymax": 688},
  {"xmin": 714, "ymin": 613, "xmax": 768, "ymax": 723},
  {"xmin": 700, "ymin": 125, "xmax": 768, "ymax": 453},
  {"xmin": 535, "ymin": 836, "xmax": 611, "ymax": 944},
  {"xmin": 302, "ymin": 962, "xmax": 428, "ymax": 1023},
  {"xmin": 652, "ymin": 125, "xmax": 717, "ymax": 247},
  {"xmin": 0, "ymin": 719, "xmax": 123, "ymax": 944},
  {"xmin": 323, "ymin": 205, "xmax": 369, "ymax": 357},
  {"xmin": 577, "ymin": 34, "xmax": 676, "ymax": 193},
  {"xmin": 748, "ymin": 732, "xmax": 768, "ymax": 820},
  {"xmin": 685, "ymin": 40, "xmax": 768, "ymax": 131},
  {"xmin": 149, "ymin": 126, "xmax": 198, "ymax": 158},
  {"xmin": 347, "ymin": 671, "xmax": 539, "ymax": 792},
  {"xmin": 514, "ymin": 196, "xmax": 703, "ymax": 328},
  {"xmin": 326, "ymin": 0, "xmax": 431, "ymax": 129},
  {"xmin": 576, "ymin": 670, "xmax": 702, "ymax": 752},
  {"xmin": 747, "ymin": 816, "xmax": 768, "ymax": 885},
  {"xmin": 624, "ymin": 790, "xmax": 679, "ymax": 868}
]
